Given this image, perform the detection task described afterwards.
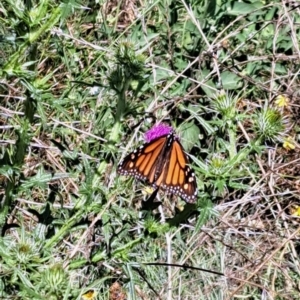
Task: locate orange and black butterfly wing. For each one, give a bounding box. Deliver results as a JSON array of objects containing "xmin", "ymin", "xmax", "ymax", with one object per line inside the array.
[
  {"xmin": 117, "ymin": 135, "xmax": 168, "ymax": 184},
  {"xmin": 118, "ymin": 132, "xmax": 197, "ymax": 203},
  {"xmin": 155, "ymin": 137, "xmax": 197, "ymax": 203}
]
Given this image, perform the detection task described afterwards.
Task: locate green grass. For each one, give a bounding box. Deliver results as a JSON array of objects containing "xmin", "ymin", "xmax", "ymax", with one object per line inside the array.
[{"xmin": 1, "ymin": 0, "xmax": 300, "ymax": 299}]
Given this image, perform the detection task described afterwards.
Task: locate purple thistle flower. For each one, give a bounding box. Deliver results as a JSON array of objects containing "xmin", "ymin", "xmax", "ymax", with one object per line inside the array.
[{"xmin": 145, "ymin": 124, "xmax": 173, "ymax": 142}]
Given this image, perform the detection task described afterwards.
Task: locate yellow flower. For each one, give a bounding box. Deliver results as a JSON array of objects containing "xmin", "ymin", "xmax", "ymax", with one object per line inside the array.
[
  {"xmin": 290, "ymin": 205, "xmax": 300, "ymax": 217},
  {"xmin": 275, "ymin": 95, "xmax": 289, "ymax": 108},
  {"xmin": 283, "ymin": 137, "xmax": 296, "ymax": 150},
  {"xmin": 142, "ymin": 186, "xmax": 155, "ymax": 195},
  {"xmin": 82, "ymin": 290, "xmax": 97, "ymax": 300}
]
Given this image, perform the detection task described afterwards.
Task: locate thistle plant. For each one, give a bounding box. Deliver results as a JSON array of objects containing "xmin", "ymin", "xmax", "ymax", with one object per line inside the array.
[
  {"xmin": 41, "ymin": 264, "xmax": 68, "ymax": 297},
  {"xmin": 211, "ymin": 92, "xmax": 241, "ymax": 159},
  {"xmin": 109, "ymin": 41, "xmax": 146, "ymax": 142},
  {"xmin": 212, "ymin": 92, "xmax": 238, "ymax": 124},
  {"xmin": 254, "ymin": 108, "xmax": 287, "ymax": 143}
]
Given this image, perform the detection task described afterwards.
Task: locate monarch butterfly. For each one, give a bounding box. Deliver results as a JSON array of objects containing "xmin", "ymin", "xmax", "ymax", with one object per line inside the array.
[{"xmin": 117, "ymin": 125, "xmax": 197, "ymax": 203}]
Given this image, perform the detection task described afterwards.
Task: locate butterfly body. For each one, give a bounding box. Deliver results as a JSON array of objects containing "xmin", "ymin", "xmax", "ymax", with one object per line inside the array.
[{"xmin": 118, "ymin": 131, "xmax": 197, "ymax": 203}]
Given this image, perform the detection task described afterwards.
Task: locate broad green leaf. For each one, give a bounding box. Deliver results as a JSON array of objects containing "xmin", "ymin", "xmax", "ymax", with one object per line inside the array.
[
  {"xmin": 179, "ymin": 122, "xmax": 200, "ymax": 151},
  {"xmin": 227, "ymin": 1, "xmax": 264, "ymax": 16},
  {"xmin": 221, "ymin": 71, "xmax": 242, "ymax": 90}
]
